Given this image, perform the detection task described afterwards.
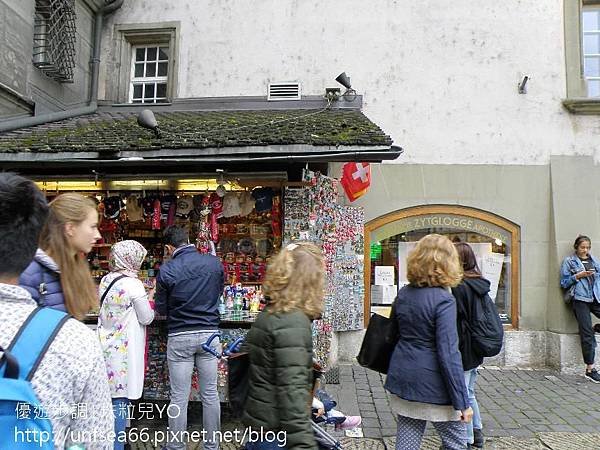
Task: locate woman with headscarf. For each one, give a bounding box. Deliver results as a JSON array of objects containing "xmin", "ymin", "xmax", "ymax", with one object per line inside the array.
[{"xmin": 97, "ymin": 240, "xmax": 155, "ymax": 450}]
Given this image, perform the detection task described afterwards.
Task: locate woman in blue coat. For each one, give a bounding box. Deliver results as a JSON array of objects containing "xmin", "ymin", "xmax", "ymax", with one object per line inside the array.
[
  {"xmin": 19, "ymin": 193, "xmax": 101, "ymax": 320},
  {"xmin": 384, "ymin": 234, "xmax": 472, "ymax": 450},
  {"xmin": 560, "ymin": 235, "xmax": 600, "ymax": 382}
]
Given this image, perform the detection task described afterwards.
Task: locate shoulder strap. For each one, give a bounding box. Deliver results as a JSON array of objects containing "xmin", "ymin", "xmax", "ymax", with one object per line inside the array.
[
  {"xmin": 0, "ymin": 307, "xmax": 70, "ymax": 381},
  {"xmin": 100, "ymin": 274, "xmax": 128, "ymax": 304}
]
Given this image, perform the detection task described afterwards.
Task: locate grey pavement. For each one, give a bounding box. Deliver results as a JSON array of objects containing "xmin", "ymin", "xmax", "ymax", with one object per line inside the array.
[{"xmin": 130, "ymin": 364, "xmax": 600, "ymax": 449}]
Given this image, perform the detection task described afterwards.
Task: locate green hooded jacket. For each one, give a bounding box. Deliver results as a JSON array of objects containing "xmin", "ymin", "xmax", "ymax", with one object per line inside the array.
[{"xmin": 242, "ymin": 308, "xmax": 317, "ymax": 450}]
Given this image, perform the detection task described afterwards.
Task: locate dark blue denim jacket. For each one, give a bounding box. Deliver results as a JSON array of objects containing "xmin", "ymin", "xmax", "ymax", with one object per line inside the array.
[{"xmin": 560, "ymin": 254, "xmax": 600, "ymax": 303}]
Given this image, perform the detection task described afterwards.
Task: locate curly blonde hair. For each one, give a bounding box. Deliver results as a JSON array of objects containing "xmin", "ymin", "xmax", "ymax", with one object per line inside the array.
[
  {"xmin": 407, "ymin": 234, "xmax": 463, "ymax": 288},
  {"xmin": 263, "ymin": 241, "xmax": 325, "ymax": 319}
]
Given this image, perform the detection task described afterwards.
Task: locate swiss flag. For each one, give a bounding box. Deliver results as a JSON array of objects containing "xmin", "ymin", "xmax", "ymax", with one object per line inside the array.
[{"xmin": 340, "ymin": 162, "xmax": 371, "ymax": 202}]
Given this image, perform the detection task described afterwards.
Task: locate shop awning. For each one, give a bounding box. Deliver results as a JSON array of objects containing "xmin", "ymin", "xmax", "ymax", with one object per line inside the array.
[{"xmin": 0, "ymin": 107, "xmax": 401, "ymax": 174}]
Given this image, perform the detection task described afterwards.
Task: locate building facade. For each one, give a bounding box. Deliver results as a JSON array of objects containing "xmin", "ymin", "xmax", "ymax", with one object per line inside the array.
[{"xmin": 2, "ymin": 0, "xmax": 600, "ymax": 372}]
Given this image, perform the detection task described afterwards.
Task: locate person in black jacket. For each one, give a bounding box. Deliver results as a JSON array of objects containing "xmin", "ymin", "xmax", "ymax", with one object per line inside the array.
[
  {"xmin": 155, "ymin": 225, "xmax": 224, "ymax": 450},
  {"xmin": 451, "ymin": 242, "xmax": 491, "ymax": 449}
]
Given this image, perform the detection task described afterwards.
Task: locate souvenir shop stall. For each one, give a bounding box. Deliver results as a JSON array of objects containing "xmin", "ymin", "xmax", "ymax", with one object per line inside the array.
[
  {"xmin": 48, "ymin": 176, "xmax": 284, "ymax": 402},
  {"xmin": 39, "ymin": 169, "xmax": 366, "ymax": 403}
]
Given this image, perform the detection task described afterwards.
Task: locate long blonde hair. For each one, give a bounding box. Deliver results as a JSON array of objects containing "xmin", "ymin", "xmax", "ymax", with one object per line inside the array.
[
  {"xmin": 40, "ymin": 193, "xmax": 98, "ymax": 319},
  {"xmin": 263, "ymin": 241, "xmax": 325, "ymax": 319},
  {"xmin": 407, "ymin": 234, "xmax": 463, "ymax": 288}
]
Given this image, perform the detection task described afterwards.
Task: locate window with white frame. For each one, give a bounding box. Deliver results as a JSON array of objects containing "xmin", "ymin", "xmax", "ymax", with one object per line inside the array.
[
  {"xmin": 583, "ymin": 5, "xmax": 600, "ymax": 97},
  {"xmin": 130, "ymin": 45, "xmax": 169, "ymax": 103}
]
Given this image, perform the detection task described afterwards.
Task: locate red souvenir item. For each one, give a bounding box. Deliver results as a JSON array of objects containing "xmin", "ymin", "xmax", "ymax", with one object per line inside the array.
[
  {"xmin": 340, "ymin": 162, "xmax": 371, "ymax": 202},
  {"xmin": 152, "ymin": 198, "xmax": 161, "ymax": 230}
]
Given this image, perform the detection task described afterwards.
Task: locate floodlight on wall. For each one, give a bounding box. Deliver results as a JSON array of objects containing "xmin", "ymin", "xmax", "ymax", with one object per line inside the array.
[
  {"xmin": 137, "ymin": 109, "xmax": 161, "ymax": 138},
  {"xmin": 518, "ymin": 75, "xmax": 529, "ymax": 94},
  {"xmin": 324, "ymin": 72, "xmax": 358, "ymax": 102}
]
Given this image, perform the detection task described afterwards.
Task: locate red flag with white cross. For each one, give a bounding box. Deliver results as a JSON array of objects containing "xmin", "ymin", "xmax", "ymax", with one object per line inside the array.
[{"xmin": 340, "ymin": 162, "xmax": 371, "ymax": 202}]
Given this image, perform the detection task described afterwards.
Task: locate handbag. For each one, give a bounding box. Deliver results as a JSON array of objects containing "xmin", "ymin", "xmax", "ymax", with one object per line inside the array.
[
  {"xmin": 227, "ymin": 352, "xmax": 250, "ymax": 417},
  {"xmin": 563, "ymin": 285, "xmax": 575, "ymax": 304},
  {"xmin": 356, "ymin": 313, "xmax": 397, "ymax": 374}
]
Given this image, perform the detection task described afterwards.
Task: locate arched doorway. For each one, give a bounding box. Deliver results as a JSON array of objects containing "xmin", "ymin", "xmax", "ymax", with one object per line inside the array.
[{"xmin": 364, "ymin": 205, "xmax": 520, "ymax": 328}]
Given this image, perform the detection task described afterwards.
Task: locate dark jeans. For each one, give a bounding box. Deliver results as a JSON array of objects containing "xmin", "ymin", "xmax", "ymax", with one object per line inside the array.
[{"xmin": 572, "ymin": 300, "xmax": 600, "ymax": 365}]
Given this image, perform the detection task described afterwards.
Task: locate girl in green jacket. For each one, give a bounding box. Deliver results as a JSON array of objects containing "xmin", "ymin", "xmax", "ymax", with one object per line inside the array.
[{"xmin": 243, "ymin": 242, "xmax": 325, "ymax": 450}]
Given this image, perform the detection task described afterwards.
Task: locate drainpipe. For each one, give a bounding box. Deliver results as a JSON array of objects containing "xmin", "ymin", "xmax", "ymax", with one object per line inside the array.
[{"xmin": 0, "ymin": 0, "xmax": 124, "ymax": 133}]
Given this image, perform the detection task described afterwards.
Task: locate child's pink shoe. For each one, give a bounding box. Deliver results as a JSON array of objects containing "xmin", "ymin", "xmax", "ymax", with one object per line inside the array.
[{"xmin": 335, "ymin": 416, "xmax": 362, "ymax": 430}]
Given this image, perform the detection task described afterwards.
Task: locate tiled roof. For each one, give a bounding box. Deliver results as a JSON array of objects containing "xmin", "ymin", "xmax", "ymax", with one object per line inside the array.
[{"xmin": 0, "ymin": 109, "xmax": 393, "ymax": 155}]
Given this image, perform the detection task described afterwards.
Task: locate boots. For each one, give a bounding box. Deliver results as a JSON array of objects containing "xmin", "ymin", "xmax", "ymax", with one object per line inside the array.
[{"xmin": 472, "ymin": 428, "xmax": 484, "ymax": 448}]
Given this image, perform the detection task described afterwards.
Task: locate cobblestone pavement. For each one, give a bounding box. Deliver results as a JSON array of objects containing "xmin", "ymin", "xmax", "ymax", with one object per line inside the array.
[{"xmin": 130, "ymin": 364, "xmax": 600, "ymax": 449}]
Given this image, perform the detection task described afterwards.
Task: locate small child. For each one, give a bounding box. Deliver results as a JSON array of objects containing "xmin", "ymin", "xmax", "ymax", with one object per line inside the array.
[{"xmin": 312, "ymin": 388, "xmax": 362, "ymax": 430}]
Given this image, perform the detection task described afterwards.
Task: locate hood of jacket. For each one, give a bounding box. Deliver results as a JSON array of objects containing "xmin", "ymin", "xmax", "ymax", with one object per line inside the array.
[
  {"xmin": 463, "ymin": 277, "xmax": 490, "ymax": 296},
  {"xmin": 34, "ymin": 248, "xmax": 60, "ymax": 274}
]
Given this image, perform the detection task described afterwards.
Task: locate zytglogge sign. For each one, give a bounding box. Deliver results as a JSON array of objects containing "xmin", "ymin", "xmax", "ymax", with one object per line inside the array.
[{"xmin": 340, "ymin": 162, "xmax": 371, "ymax": 202}]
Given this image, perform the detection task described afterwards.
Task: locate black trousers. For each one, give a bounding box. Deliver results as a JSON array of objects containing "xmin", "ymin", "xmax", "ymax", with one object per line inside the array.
[{"xmin": 572, "ymin": 300, "xmax": 600, "ymax": 365}]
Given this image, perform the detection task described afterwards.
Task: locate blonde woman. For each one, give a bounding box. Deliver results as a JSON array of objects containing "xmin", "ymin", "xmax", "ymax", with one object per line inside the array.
[
  {"xmin": 384, "ymin": 234, "xmax": 472, "ymax": 450},
  {"xmin": 243, "ymin": 242, "xmax": 324, "ymax": 450},
  {"xmin": 19, "ymin": 193, "xmax": 101, "ymax": 320},
  {"xmin": 98, "ymin": 240, "xmax": 154, "ymax": 450}
]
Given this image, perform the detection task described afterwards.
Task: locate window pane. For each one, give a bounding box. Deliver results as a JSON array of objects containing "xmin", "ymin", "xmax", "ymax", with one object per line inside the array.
[
  {"xmin": 135, "ymin": 48, "xmax": 145, "ymax": 62},
  {"xmin": 157, "ymin": 62, "xmax": 168, "ymax": 77},
  {"xmin": 132, "ymin": 100, "xmax": 142, "ymax": 104},
  {"xmin": 584, "ymin": 33, "xmax": 600, "ymax": 54},
  {"xmin": 145, "ymin": 62, "xmax": 156, "ymax": 77},
  {"xmin": 585, "ymin": 56, "xmax": 600, "ymax": 77},
  {"xmin": 584, "ymin": 10, "xmax": 600, "ymax": 32},
  {"xmin": 156, "ymin": 98, "xmax": 169, "ymax": 103},
  {"xmin": 133, "ymin": 84, "xmax": 143, "ymax": 99},
  {"xmin": 147, "ymin": 47, "xmax": 157, "ymax": 61},
  {"xmin": 159, "ymin": 47, "xmax": 169, "ymax": 60},
  {"xmin": 144, "ymin": 83, "xmax": 155, "ymax": 99},
  {"xmin": 134, "ymin": 63, "xmax": 144, "ymax": 78},
  {"xmin": 588, "ymin": 79, "xmax": 600, "ymax": 97},
  {"xmin": 156, "ymin": 83, "xmax": 167, "ymax": 98}
]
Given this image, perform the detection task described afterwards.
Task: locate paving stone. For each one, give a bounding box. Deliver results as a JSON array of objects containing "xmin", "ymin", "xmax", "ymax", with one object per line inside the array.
[
  {"xmin": 361, "ymin": 418, "xmax": 381, "ymax": 428},
  {"xmin": 358, "ymin": 402, "xmax": 375, "ymax": 410},
  {"xmin": 362, "ymin": 427, "xmax": 382, "ymax": 439}
]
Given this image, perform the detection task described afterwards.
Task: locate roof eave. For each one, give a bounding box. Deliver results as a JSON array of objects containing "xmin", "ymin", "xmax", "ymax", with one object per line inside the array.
[{"xmin": 0, "ymin": 146, "xmax": 402, "ymax": 171}]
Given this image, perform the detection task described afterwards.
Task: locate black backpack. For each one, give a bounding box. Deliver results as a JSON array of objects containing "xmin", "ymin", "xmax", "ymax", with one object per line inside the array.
[{"xmin": 468, "ymin": 292, "xmax": 504, "ymax": 358}]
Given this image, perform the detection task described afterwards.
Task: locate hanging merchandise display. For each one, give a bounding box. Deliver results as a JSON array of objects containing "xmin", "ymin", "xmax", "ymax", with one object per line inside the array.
[
  {"xmin": 329, "ymin": 205, "xmax": 365, "ymax": 331},
  {"xmin": 283, "ymin": 170, "xmax": 366, "ymax": 367}
]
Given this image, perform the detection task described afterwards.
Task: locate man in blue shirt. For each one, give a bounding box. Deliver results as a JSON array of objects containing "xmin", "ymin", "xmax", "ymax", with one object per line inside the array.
[{"xmin": 155, "ymin": 226, "xmax": 224, "ymax": 450}]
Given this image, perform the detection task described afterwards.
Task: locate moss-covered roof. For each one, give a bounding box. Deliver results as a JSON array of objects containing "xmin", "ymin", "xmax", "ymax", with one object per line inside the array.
[{"xmin": 0, "ymin": 109, "xmax": 392, "ymax": 155}]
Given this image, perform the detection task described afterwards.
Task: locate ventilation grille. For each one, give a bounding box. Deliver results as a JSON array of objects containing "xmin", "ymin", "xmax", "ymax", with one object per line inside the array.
[{"xmin": 267, "ymin": 82, "xmax": 301, "ymax": 101}]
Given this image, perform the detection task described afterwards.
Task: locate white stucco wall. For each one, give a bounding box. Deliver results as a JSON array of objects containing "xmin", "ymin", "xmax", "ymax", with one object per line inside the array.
[{"xmin": 100, "ymin": 0, "xmax": 600, "ymax": 165}]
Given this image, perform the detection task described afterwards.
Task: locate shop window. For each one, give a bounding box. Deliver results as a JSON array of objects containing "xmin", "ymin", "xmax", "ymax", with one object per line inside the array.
[
  {"xmin": 365, "ymin": 205, "xmax": 520, "ymax": 329},
  {"xmin": 130, "ymin": 45, "xmax": 169, "ymax": 103},
  {"xmin": 107, "ymin": 24, "xmax": 179, "ymax": 104}
]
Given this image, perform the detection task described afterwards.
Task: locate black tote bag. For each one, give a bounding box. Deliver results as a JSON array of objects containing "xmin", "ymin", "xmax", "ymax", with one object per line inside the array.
[
  {"xmin": 227, "ymin": 352, "xmax": 250, "ymax": 417},
  {"xmin": 356, "ymin": 313, "xmax": 397, "ymax": 374}
]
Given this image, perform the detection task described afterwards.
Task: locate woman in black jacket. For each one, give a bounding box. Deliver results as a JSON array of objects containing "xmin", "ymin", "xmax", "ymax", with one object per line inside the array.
[{"xmin": 451, "ymin": 242, "xmax": 490, "ymax": 449}]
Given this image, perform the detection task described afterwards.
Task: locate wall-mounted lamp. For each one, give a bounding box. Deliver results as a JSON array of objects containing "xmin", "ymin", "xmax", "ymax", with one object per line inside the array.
[
  {"xmin": 324, "ymin": 72, "xmax": 358, "ymax": 102},
  {"xmin": 518, "ymin": 75, "xmax": 529, "ymax": 94},
  {"xmin": 137, "ymin": 109, "xmax": 161, "ymax": 138}
]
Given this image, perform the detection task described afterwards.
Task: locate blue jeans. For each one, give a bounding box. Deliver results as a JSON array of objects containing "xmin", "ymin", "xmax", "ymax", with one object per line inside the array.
[
  {"xmin": 112, "ymin": 398, "xmax": 129, "ymax": 450},
  {"xmin": 464, "ymin": 368, "xmax": 482, "ymax": 445},
  {"xmin": 165, "ymin": 332, "xmax": 221, "ymax": 450}
]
